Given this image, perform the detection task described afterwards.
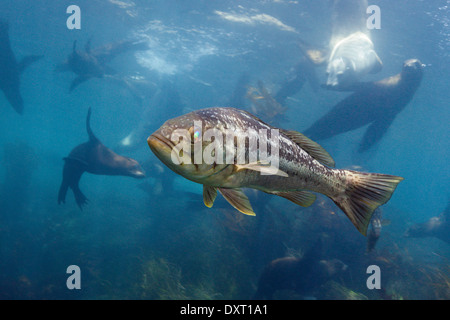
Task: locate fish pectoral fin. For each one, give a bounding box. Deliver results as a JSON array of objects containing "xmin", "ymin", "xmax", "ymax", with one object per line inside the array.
[
  {"xmin": 267, "ymin": 190, "xmax": 316, "ymax": 207},
  {"xmin": 280, "ymin": 129, "xmax": 335, "ymax": 167},
  {"xmin": 218, "ymin": 188, "xmax": 255, "ymax": 216},
  {"xmin": 203, "ymin": 185, "xmax": 217, "ymax": 208},
  {"xmin": 235, "ymin": 161, "xmax": 289, "ymax": 177}
]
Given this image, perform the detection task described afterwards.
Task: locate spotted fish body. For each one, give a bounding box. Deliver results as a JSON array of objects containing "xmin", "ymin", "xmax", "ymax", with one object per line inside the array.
[{"xmin": 148, "ymin": 107, "xmax": 403, "ymax": 235}]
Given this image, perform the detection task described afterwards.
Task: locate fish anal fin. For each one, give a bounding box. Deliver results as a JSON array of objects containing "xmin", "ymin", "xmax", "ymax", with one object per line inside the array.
[
  {"xmin": 281, "ymin": 129, "xmax": 335, "ymax": 167},
  {"xmin": 203, "ymin": 185, "xmax": 217, "ymax": 208},
  {"xmin": 268, "ymin": 190, "xmax": 316, "ymax": 207},
  {"xmin": 218, "ymin": 188, "xmax": 255, "ymax": 216}
]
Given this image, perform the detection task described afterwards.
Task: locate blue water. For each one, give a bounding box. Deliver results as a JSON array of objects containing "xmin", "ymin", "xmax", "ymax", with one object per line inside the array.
[{"xmin": 0, "ymin": 0, "xmax": 448, "ymax": 299}]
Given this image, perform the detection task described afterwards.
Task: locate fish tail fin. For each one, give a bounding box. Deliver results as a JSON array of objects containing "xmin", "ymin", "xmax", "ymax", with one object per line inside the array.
[{"xmin": 331, "ymin": 170, "xmax": 403, "ymax": 236}]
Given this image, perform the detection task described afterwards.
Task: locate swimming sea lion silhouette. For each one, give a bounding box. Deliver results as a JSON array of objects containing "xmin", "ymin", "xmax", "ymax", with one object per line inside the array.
[
  {"xmin": 55, "ymin": 39, "xmax": 149, "ymax": 92},
  {"xmin": 0, "ymin": 20, "xmax": 42, "ymax": 114},
  {"xmin": 325, "ymin": 31, "xmax": 382, "ymax": 89},
  {"xmin": 405, "ymin": 200, "xmax": 450, "ymax": 244},
  {"xmin": 58, "ymin": 108, "xmax": 145, "ymax": 209},
  {"xmin": 253, "ymin": 241, "xmax": 347, "ymax": 299},
  {"xmin": 303, "ymin": 59, "xmax": 424, "ymax": 152},
  {"xmin": 300, "ymin": 0, "xmax": 382, "ymax": 90}
]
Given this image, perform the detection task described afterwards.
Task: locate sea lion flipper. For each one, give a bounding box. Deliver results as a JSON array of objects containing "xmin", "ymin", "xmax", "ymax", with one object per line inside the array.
[
  {"xmin": 359, "ymin": 117, "xmax": 395, "ymax": 153},
  {"xmin": 58, "ymin": 159, "xmax": 88, "ymax": 209},
  {"xmin": 70, "ymin": 75, "xmax": 90, "ymax": 92},
  {"xmin": 2, "ymin": 86, "xmax": 24, "ymax": 115},
  {"xmin": 86, "ymin": 107, "xmax": 100, "ymax": 143},
  {"xmin": 0, "ymin": 20, "xmax": 9, "ymax": 32},
  {"xmin": 369, "ymin": 51, "xmax": 383, "ymax": 74},
  {"xmin": 85, "ymin": 38, "xmax": 92, "ymax": 54},
  {"xmin": 72, "ymin": 184, "xmax": 89, "ymax": 210},
  {"xmin": 18, "ymin": 55, "xmax": 43, "ymax": 74}
]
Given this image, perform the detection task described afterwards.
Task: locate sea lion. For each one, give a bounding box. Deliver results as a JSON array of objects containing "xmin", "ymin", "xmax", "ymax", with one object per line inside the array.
[
  {"xmin": 0, "ymin": 20, "xmax": 42, "ymax": 114},
  {"xmin": 303, "ymin": 59, "xmax": 424, "ymax": 152},
  {"xmin": 326, "ymin": 31, "xmax": 382, "ymax": 89},
  {"xmin": 253, "ymin": 241, "xmax": 347, "ymax": 299},
  {"xmin": 366, "ymin": 208, "xmax": 391, "ymax": 252},
  {"xmin": 58, "ymin": 108, "xmax": 145, "ymax": 209},
  {"xmin": 326, "ymin": 0, "xmax": 382, "ymax": 89},
  {"xmin": 405, "ymin": 201, "xmax": 450, "ymax": 244},
  {"xmin": 274, "ymin": 53, "xmax": 320, "ymax": 105},
  {"xmin": 55, "ymin": 39, "xmax": 149, "ymax": 92},
  {"xmin": 117, "ymin": 79, "xmax": 185, "ymax": 153},
  {"xmin": 302, "ymin": 0, "xmax": 382, "ymax": 90}
]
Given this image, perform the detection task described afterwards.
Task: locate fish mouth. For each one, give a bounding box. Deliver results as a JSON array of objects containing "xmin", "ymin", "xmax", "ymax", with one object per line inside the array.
[
  {"xmin": 148, "ymin": 133, "xmax": 173, "ymax": 147},
  {"xmin": 148, "ymin": 133, "xmax": 177, "ymax": 159}
]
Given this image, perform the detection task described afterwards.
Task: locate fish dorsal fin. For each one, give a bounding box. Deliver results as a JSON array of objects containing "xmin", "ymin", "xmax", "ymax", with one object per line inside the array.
[
  {"xmin": 218, "ymin": 188, "xmax": 255, "ymax": 216},
  {"xmin": 86, "ymin": 107, "xmax": 99, "ymax": 143},
  {"xmin": 281, "ymin": 130, "xmax": 335, "ymax": 167},
  {"xmin": 235, "ymin": 161, "xmax": 288, "ymax": 177},
  {"xmin": 203, "ymin": 185, "xmax": 217, "ymax": 208},
  {"xmin": 266, "ymin": 190, "xmax": 316, "ymax": 207}
]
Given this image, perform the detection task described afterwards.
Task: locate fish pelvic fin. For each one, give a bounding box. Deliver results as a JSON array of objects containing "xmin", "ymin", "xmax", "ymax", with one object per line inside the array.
[
  {"xmin": 218, "ymin": 188, "xmax": 255, "ymax": 216},
  {"xmin": 203, "ymin": 185, "xmax": 217, "ymax": 208},
  {"xmin": 332, "ymin": 171, "xmax": 403, "ymax": 236}
]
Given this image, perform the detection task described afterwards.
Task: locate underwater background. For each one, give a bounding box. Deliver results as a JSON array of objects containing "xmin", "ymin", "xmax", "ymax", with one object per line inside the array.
[{"xmin": 0, "ymin": 0, "xmax": 448, "ymax": 300}]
